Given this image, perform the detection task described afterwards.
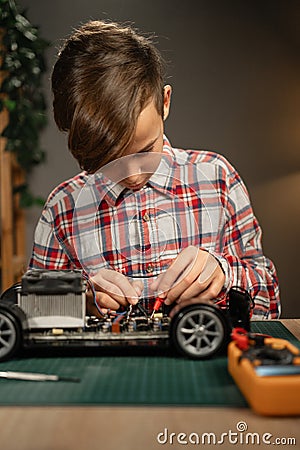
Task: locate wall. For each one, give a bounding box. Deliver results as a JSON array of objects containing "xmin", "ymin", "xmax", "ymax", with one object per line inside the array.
[{"xmin": 18, "ymin": 0, "xmax": 300, "ymax": 317}]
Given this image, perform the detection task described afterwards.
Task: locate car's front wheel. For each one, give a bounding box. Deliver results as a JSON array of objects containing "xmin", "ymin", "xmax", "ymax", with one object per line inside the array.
[
  {"xmin": 171, "ymin": 304, "xmax": 229, "ymax": 359},
  {"xmin": 0, "ymin": 309, "xmax": 22, "ymax": 361}
]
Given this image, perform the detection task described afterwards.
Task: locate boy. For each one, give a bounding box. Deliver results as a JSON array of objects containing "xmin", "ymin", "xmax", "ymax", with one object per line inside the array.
[{"xmin": 29, "ymin": 20, "xmax": 280, "ymax": 319}]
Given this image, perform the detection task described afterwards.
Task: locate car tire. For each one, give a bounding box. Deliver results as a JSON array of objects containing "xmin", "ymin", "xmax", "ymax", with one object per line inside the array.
[
  {"xmin": 0, "ymin": 309, "xmax": 22, "ymax": 361},
  {"xmin": 0, "ymin": 283, "xmax": 21, "ymax": 305},
  {"xmin": 171, "ymin": 304, "xmax": 230, "ymax": 359}
]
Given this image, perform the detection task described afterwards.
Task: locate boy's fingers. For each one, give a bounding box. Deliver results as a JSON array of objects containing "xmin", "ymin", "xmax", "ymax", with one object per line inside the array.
[
  {"xmin": 175, "ymin": 256, "xmax": 220, "ymax": 302},
  {"xmin": 91, "ymin": 271, "xmax": 124, "ymax": 297},
  {"xmin": 172, "ymin": 276, "xmax": 212, "ymax": 304},
  {"xmin": 161, "ymin": 251, "xmax": 209, "ymax": 304},
  {"xmin": 150, "ymin": 249, "xmax": 192, "ymax": 294},
  {"xmin": 151, "ymin": 246, "xmax": 201, "ymax": 297},
  {"xmin": 131, "ymin": 280, "xmax": 144, "ymax": 297},
  {"xmin": 95, "ymin": 292, "xmax": 121, "ymax": 310},
  {"xmin": 197, "ymin": 255, "xmax": 219, "ymax": 283},
  {"xmin": 173, "ymin": 267, "xmax": 225, "ymax": 310},
  {"xmin": 91, "ymin": 269, "xmax": 139, "ymax": 304},
  {"xmin": 103, "ymin": 270, "xmax": 139, "ymax": 304},
  {"xmin": 86, "ymin": 291, "xmax": 120, "ymax": 313},
  {"xmin": 193, "ymin": 273, "xmax": 225, "ymax": 303}
]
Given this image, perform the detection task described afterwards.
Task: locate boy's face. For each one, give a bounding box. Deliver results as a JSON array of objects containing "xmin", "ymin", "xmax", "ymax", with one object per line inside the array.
[{"xmin": 102, "ymin": 86, "xmax": 171, "ymax": 190}]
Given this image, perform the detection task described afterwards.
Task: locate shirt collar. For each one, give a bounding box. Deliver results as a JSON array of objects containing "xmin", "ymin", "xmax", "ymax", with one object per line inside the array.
[
  {"xmin": 147, "ymin": 136, "xmax": 174, "ymax": 191},
  {"xmin": 93, "ymin": 135, "xmax": 175, "ymax": 207}
]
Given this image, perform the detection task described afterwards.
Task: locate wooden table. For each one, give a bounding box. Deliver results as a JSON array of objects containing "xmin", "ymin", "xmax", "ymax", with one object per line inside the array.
[{"xmin": 0, "ymin": 320, "xmax": 299, "ymax": 450}]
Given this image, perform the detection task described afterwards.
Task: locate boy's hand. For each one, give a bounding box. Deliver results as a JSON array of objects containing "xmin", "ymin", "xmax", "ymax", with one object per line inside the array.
[
  {"xmin": 87, "ymin": 269, "xmax": 143, "ymax": 313},
  {"xmin": 150, "ymin": 246, "xmax": 225, "ymax": 314}
]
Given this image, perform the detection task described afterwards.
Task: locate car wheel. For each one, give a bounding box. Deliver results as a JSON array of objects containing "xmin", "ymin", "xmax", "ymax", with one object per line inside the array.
[
  {"xmin": 0, "ymin": 283, "xmax": 20, "ymax": 304},
  {"xmin": 0, "ymin": 310, "xmax": 21, "ymax": 361},
  {"xmin": 171, "ymin": 304, "xmax": 229, "ymax": 359}
]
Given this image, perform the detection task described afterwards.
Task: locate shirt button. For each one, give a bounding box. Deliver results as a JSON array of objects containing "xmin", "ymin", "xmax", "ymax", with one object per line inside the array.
[
  {"xmin": 143, "ymin": 213, "xmax": 150, "ymax": 222},
  {"xmin": 146, "ymin": 264, "xmax": 154, "ymax": 273}
]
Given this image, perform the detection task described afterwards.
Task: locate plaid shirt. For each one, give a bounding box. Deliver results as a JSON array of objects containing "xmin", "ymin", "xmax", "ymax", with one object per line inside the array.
[{"xmin": 29, "ymin": 137, "xmax": 280, "ymax": 318}]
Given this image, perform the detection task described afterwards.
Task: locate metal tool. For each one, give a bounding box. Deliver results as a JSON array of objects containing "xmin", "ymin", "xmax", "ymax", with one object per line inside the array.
[{"xmin": 0, "ymin": 371, "xmax": 80, "ymax": 382}]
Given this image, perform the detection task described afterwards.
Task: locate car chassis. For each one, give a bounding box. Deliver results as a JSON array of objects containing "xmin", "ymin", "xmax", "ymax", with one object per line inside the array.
[{"xmin": 0, "ymin": 269, "xmax": 253, "ymax": 361}]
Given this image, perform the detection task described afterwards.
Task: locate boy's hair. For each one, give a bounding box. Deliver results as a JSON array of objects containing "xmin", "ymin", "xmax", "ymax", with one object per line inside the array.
[{"xmin": 51, "ymin": 20, "xmax": 165, "ymax": 173}]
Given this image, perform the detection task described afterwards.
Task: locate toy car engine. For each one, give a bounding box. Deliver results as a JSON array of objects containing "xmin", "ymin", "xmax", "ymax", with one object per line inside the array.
[{"xmin": 18, "ymin": 269, "xmax": 86, "ymax": 329}]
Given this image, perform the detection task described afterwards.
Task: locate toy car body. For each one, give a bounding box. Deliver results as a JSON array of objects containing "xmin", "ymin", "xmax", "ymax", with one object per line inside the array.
[{"xmin": 0, "ymin": 269, "xmax": 252, "ymax": 361}]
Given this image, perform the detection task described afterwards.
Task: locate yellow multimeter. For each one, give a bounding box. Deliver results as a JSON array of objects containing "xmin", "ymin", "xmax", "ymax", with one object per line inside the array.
[{"xmin": 228, "ymin": 329, "xmax": 300, "ymax": 416}]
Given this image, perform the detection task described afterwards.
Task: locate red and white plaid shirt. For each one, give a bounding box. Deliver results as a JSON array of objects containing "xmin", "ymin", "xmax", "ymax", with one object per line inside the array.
[{"xmin": 29, "ymin": 137, "xmax": 280, "ymax": 318}]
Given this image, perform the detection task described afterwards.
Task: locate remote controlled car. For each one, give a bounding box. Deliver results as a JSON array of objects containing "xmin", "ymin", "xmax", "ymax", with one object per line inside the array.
[{"xmin": 0, "ymin": 269, "xmax": 253, "ymax": 361}]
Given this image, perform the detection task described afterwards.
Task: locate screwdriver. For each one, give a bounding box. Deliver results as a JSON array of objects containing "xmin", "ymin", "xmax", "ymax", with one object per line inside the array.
[{"xmin": 0, "ymin": 371, "xmax": 80, "ymax": 382}]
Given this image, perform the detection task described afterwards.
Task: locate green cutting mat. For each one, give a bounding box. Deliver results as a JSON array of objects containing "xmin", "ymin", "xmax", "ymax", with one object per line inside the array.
[{"xmin": 0, "ymin": 321, "xmax": 298, "ymax": 406}]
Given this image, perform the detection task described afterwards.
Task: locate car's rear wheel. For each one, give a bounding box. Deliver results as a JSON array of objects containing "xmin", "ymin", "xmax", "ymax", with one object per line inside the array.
[
  {"xmin": 0, "ymin": 310, "xmax": 21, "ymax": 361},
  {"xmin": 171, "ymin": 304, "xmax": 229, "ymax": 359}
]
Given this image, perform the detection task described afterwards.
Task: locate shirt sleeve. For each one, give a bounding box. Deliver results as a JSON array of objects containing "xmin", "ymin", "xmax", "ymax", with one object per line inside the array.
[
  {"xmin": 29, "ymin": 208, "xmax": 73, "ymax": 270},
  {"xmin": 212, "ymin": 166, "xmax": 280, "ymax": 319}
]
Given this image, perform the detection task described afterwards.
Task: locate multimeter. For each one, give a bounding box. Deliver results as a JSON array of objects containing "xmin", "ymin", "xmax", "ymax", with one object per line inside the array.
[{"xmin": 228, "ymin": 329, "xmax": 300, "ymax": 416}]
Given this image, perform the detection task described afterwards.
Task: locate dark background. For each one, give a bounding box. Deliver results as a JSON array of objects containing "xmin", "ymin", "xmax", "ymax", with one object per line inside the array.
[{"xmin": 18, "ymin": 0, "xmax": 300, "ymax": 317}]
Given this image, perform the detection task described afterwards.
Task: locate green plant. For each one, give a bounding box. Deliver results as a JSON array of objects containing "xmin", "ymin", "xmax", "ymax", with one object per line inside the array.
[{"xmin": 0, "ymin": 0, "xmax": 49, "ymax": 207}]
